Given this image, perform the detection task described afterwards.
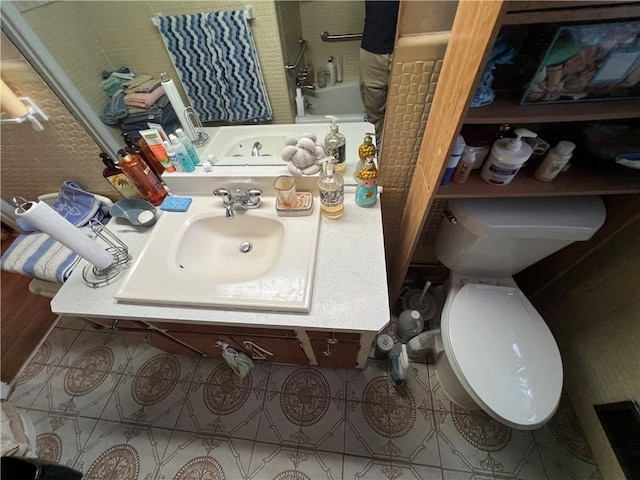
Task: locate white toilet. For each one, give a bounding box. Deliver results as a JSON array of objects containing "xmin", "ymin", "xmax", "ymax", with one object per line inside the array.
[{"xmin": 432, "ymin": 196, "xmax": 606, "ymax": 430}]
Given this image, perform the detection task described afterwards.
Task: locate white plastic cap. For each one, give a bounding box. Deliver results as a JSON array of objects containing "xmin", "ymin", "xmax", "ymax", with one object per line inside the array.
[
  {"xmin": 202, "ymin": 161, "xmax": 213, "ymax": 172},
  {"xmin": 555, "ymin": 141, "xmax": 576, "ymax": 154},
  {"xmin": 410, "ymin": 310, "xmax": 421, "ymax": 320},
  {"xmin": 508, "ymin": 128, "xmax": 538, "ymax": 152}
]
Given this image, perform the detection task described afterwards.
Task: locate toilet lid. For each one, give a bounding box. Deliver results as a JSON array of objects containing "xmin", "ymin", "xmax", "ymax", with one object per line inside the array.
[{"xmin": 445, "ymin": 283, "xmax": 562, "ymax": 427}]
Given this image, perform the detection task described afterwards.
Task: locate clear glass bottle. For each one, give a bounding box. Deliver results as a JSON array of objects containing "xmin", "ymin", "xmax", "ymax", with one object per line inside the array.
[
  {"xmin": 318, "ymin": 160, "xmax": 344, "ymax": 219},
  {"xmin": 355, "ymin": 133, "xmax": 376, "ymax": 180},
  {"xmin": 324, "ymin": 116, "xmax": 346, "ymax": 171},
  {"xmin": 117, "ymin": 150, "xmax": 168, "ymax": 206}
]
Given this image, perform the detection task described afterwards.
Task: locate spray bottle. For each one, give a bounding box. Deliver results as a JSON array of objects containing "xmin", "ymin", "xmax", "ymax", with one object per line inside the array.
[{"xmin": 391, "ymin": 344, "xmax": 409, "ymax": 386}]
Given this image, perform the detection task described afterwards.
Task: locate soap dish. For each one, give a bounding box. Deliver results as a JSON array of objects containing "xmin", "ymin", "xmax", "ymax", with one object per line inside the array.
[{"xmin": 276, "ymin": 192, "xmax": 314, "ymax": 216}]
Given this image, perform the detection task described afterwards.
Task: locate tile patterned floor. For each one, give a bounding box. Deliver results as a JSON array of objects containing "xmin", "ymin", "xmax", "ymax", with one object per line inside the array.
[{"xmin": 9, "ymin": 316, "xmax": 602, "ymax": 480}]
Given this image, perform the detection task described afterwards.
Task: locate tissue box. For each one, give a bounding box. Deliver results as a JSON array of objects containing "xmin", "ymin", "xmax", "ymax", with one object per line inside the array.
[{"xmin": 520, "ymin": 20, "xmax": 640, "ymax": 105}]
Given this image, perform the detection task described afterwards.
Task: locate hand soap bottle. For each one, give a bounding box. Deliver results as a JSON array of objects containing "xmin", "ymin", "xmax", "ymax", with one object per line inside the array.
[
  {"xmin": 480, "ymin": 128, "xmax": 537, "ymax": 186},
  {"xmin": 355, "ymin": 156, "xmax": 378, "ymax": 208},
  {"xmin": 100, "ymin": 152, "xmax": 141, "ymax": 198},
  {"xmin": 318, "ymin": 160, "xmax": 344, "ymax": 219},
  {"xmin": 324, "ymin": 115, "xmax": 346, "ymax": 171}
]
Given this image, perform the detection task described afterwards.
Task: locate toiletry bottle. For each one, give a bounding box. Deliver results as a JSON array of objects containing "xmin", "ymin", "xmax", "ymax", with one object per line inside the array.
[
  {"xmin": 452, "ymin": 148, "xmax": 476, "ymax": 184},
  {"xmin": 117, "ymin": 150, "xmax": 168, "ymax": 206},
  {"xmin": 123, "ymin": 133, "xmax": 164, "ymax": 181},
  {"xmin": 534, "ymin": 141, "xmax": 576, "ymax": 182},
  {"xmin": 318, "ymin": 160, "xmax": 344, "ymax": 219},
  {"xmin": 356, "ymin": 133, "xmax": 377, "ymax": 180},
  {"xmin": 140, "ymin": 129, "xmax": 174, "ymax": 172},
  {"xmin": 324, "ymin": 115, "xmax": 346, "ymax": 171},
  {"xmin": 480, "ymin": 128, "xmax": 537, "ymax": 186},
  {"xmin": 137, "ymin": 137, "xmax": 168, "ymax": 177},
  {"xmin": 163, "ymin": 141, "xmax": 183, "ymax": 172},
  {"xmin": 327, "ymin": 56, "xmax": 337, "ymax": 86},
  {"xmin": 355, "ymin": 156, "xmax": 378, "ymax": 208},
  {"xmin": 175, "ymin": 128, "xmax": 200, "ymax": 165},
  {"xmin": 440, "ymin": 135, "xmax": 466, "ymax": 185},
  {"xmin": 391, "ymin": 344, "xmax": 409, "ymax": 386},
  {"xmin": 169, "ymin": 134, "xmax": 195, "ymax": 173},
  {"xmin": 295, "ymin": 88, "xmax": 306, "ymax": 117},
  {"xmin": 99, "ymin": 152, "xmax": 141, "ymax": 198}
]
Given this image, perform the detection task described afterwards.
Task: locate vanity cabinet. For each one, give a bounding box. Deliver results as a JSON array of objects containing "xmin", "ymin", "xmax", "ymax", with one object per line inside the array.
[
  {"xmin": 306, "ymin": 331, "xmax": 361, "ymax": 368},
  {"xmin": 84, "ymin": 318, "xmax": 150, "ymax": 331},
  {"xmin": 389, "ymin": 0, "xmax": 640, "ymax": 300}
]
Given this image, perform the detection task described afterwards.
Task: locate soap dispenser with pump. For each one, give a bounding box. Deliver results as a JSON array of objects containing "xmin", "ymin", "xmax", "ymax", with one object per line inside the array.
[
  {"xmin": 481, "ymin": 127, "xmax": 537, "ymax": 186},
  {"xmin": 324, "ymin": 115, "xmax": 346, "ymax": 171},
  {"xmin": 318, "ymin": 159, "xmax": 344, "ymax": 219}
]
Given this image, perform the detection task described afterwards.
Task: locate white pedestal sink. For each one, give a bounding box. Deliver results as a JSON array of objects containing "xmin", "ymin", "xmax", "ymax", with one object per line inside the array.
[{"xmin": 115, "ymin": 188, "xmax": 321, "ymax": 312}]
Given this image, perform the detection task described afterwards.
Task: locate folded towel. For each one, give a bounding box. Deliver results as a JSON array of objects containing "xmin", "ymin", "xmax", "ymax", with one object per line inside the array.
[
  {"xmin": 124, "ymin": 75, "xmax": 161, "ymax": 93},
  {"xmin": 100, "ymin": 90, "xmax": 129, "ymax": 125},
  {"xmin": 1, "ymin": 231, "xmax": 82, "ymax": 283},
  {"xmin": 124, "ymin": 86, "xmax": 166, "ymax": 109}
]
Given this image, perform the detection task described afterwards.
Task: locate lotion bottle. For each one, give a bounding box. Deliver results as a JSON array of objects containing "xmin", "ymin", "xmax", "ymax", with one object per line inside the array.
[
  {"xmin": 163, "ymin": 141, "xmax": 183, "ymax": 172},
  {"xmin": 327, "ymin": 56, "xmax": 337, "ymax": 86},
  {"xmin": 534, "ymin": 141, "xmax": 576, "ymax": 182},
  {"xmin": 169, "ymin": 134, "xmax": 195, "ymax": 173},
  {"xmin": 318, "ymin": 160, "xmax": 344, "ymax": 219},
  {"xmin": 452, "ymin": 148, "xmax": 476, "ymax": 184}
]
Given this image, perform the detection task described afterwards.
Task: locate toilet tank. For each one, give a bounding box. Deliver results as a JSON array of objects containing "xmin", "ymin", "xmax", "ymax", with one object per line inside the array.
[{"xmin": 434, "ymin": 196, "xmax": 606, "ymax": 276}]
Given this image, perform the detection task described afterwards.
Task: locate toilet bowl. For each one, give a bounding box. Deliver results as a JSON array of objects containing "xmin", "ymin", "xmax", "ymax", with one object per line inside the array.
[{"xmin": 432, "ymin": 196, "xmax": 606, "ymax": 429}]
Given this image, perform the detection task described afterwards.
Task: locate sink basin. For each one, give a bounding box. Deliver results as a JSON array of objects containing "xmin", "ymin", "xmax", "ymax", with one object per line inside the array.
[
  {"xmin": 176, "ymin": 213, "xmax": 284, "ymax": 282},
  {"xmin": 221, "ymin": 134, "xmax": 289, "ymax": 157},
  {"xmin": 115, "ymin": 192, "xmax": 321, "ymax": 312}
]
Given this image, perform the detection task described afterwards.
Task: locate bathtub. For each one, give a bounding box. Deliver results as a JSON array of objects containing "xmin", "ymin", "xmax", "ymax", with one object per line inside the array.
[{"xmin": 295, "ymin": 81, "xmax": 366, "ymax": 124}]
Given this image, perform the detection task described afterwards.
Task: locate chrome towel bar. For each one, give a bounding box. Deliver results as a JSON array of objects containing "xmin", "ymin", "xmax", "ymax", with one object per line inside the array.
[
  {"xmin": 285, "ymin": 39, "xmax": 308, "ymax": 71},
  {"xmin": 321, "ymin": 31, "xmax": 363, "ymax": 42}
]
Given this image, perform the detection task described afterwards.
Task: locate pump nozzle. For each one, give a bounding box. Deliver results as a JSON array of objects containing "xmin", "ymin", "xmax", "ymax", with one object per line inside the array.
[{"xmin": 508, "ymin": 128, "xmax": 537, "ymax": 152}]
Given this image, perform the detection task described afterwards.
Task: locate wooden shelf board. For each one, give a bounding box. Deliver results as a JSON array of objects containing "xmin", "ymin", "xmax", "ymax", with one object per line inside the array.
[
  {"xmin": 465, "ymin": 92, "xmax": 640, "ymax": 124},
  {"xmin": 503, "ymin": 2, "xmax": 640, "ymax": 25},
  {"xmin": 436, "ymin": 163, "xmax": 640, "ymax": 199}
]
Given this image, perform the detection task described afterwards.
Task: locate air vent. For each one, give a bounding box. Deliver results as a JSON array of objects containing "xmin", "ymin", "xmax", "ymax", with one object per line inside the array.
[{"xmin": 594, "ymin": 401, "xmax": 640, "ymax": 480}]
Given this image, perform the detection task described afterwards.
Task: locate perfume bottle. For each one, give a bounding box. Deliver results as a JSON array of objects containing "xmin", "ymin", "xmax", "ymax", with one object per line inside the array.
[
  {"xmin": 318, "ymin": 160, "xmax": 344, "ymax": 219},
  {"xmin": 324, "ymin": 116, "xmax": 346, "ymax": 171},
  {"xmin": 117, "ymin": 150, "xmax": 168, "ymax": 206}
]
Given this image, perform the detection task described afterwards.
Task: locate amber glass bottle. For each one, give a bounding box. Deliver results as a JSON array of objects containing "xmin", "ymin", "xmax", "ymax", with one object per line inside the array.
[{"xmin": 117, "ymin": 150, "xmax": 167, "ymax": 206}]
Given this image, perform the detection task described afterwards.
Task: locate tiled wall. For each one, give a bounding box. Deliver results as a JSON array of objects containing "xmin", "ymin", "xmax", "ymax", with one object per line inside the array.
[
  {"xmin": 0, "ymin": 33, "xmax": 112, "ymax": 201},
  {"xmin": 530, "ymin": 218, "xmax": 640, "ymax": 480}
]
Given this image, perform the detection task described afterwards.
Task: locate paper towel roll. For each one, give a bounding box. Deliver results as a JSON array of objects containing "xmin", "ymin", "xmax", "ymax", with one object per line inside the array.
[
  {"xmin": 15, "ymin": 201, "xmax": 114, "ymax": 269},
  {"xmin": 0, "ymin": 79, "xmax": 29, "ymax": 119},
  {"xmin": 160, "ymin": 73, "xmax": 194, "ymax": 140}
]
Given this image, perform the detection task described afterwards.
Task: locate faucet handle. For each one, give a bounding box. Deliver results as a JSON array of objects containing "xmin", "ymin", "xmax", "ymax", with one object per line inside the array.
[
  {"xmin": 246, "ymin": 189, "xmax": 262, "ymax": 207},
  {"xmin": 213, "ymin": 188, "xmax": 231, "ymax": 204}
]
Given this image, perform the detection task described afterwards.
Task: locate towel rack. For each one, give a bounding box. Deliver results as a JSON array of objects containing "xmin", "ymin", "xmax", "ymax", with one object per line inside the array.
[
  {"xmin": 321, "ymin": 31, "xmax": 363, "ymax": 42},
  {"xmin": 285, "ymin": 39, "xmax": 308, "ymax": 71},
  {"xmin": 151, "ymin": 5, "xmax": 255, "ymax": 26}
]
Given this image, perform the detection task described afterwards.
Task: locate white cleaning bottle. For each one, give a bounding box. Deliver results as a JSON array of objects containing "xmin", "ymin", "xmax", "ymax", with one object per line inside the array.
[
  {"xmin": 295, "ymin": 87, "xmax": 305, "ymax": 117},
  {"xmin": 481, "ymin": 128, "xmax": 537, "ymax": 186},
  {"xmin": 327, "ymin": 56, "xmax": 337, "ymax": 86},
  {"xmin": 534, "ymin": 141, "xmax": 576, "ymax": 182},
  {"xmin": 391, "ymin": 344, "xmax": 409, "ymax": 386}
]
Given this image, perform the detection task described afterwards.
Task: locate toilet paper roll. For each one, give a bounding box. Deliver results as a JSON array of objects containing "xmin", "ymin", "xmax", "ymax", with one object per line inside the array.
[
  {"xmin": 15, "ymin": 201, "xmax": 114, "ymax": 269},
  {"xmin": 160, "ymin": 74, "xmax": 194, "ymax": 140},
  {"xmin": 0, "ymin": 79, "xmax": 29, "ymax": 119}
]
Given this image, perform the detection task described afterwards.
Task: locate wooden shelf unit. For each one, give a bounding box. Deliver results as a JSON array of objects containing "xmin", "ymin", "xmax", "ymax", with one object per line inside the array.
[
  {"xmin": 437, "ymin": 163, "xmax": 640, "ymax": 198},
  {"xmin": 503, "ymin": 1, "xmax": 640, "ymax": 25},
  {"xmin": 465, "ymin": 92, "xmax": 640, "ymax": 124}
]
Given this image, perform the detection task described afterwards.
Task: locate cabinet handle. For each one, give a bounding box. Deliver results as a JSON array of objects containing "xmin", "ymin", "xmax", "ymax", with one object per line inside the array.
[
  {"xmin": 241, "ymin": 341, "xmax": 274, "ymax": 360},
  {"xmin": 323, "ymin": 333, "xmax": 338, "ymax": 356},
  {"xmin": 110, "ymin": 319, "xmax": 119, "ymax": 330}
]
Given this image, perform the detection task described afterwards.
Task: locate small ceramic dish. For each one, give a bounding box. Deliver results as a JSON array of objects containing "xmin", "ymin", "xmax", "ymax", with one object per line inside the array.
[{"xmin": 110, "ymin": 199, "xmax": 157, "ymax": 227}]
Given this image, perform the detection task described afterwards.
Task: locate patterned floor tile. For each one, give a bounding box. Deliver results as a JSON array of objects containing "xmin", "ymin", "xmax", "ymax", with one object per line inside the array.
[
  {"xmin": 28, "ymin": 365, "xmax": 120, "ymax": 418},
  {"xmin": 100, "ymin": 374, "xmax": 189, "ymax": 429},
  {"xmin": 124, "ymin": 342, "xmax": 199, "ymax": 383},
  {"xmin": 490, "ymin": 429, "xmax": 547, "ymax": 480},
  {"xmin": 406, "ymin": 362, "xmax": 434, "ymax": 410},
  {"xmin": 346, "ymin": 359, "xmax": 391, "ymax": 403},
  {"xmin": 533, "ymin": 397, "xmax": 600, "ymax": 480},
  {"xmin": 56, "ymin": 316, "xmax": 88, "ymax": 330},
  {"xmin": 194, "ymin": 356, "xmax": 270, "ymax": 394},
  {"xmin": 27, "ymin": 410, "xmax": 98, "ymax": 469},
  {"xmin": 38, "ymin": 328, "xmax": 82, "ymax": 367},
  {"xmin": 434, "ymin": 408, "xmax": 500, "ymax": 476},
  {"xmin": 60, "ymin": 330, "xmax": 133, "ymax": 374},
  {"xmin": 268, "ymin": 364, "xmax": 348, "ymax": 401},
  {"xmin": 249, "ymin": 442, "xmax": 343, "ymax": 480},
  {"xmin": 257, "ymin": 390, "xmax": 345, "ymax": 453},
  {"xmin": 344, "ymin": 400, "xmax": 394, "ymax": 460},
  {"xmin": 9, "ymin": 361, "xmax": 57, "ymax": 410},
  {"xmin": 159, "ymin": 431, "xmax": 254, "ymax": 480},
  {"xmin": 442, "ymin": 469, "xmax": 495, "ymax": 480},
  {"xmin": 176, "ymin": 380, "xmax": 263, "ymax": 440},
  {"xmin": 76, "ymin": 419, "xmax": 173, "ymax": 479}
]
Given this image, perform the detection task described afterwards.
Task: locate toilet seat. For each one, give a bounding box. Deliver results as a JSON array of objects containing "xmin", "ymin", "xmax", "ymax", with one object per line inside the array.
[{"xmin": 442, "ymin": 282, "xmax": 562, "ymax": 429}]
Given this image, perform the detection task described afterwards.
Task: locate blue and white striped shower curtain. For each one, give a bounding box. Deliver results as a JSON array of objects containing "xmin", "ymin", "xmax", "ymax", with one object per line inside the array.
[{"xmin": 157, "ymin": 10, "xmax": 272, "ymax": 123}]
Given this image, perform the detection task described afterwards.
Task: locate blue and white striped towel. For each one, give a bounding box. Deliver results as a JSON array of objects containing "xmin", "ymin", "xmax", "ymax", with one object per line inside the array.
[
  {"xmin": 1, "ymin": 230, "xmax": 87, "ymax": 284},
  {"xmin": 157, "ymin": 10, "xmax": 272, "ymax": 123}
]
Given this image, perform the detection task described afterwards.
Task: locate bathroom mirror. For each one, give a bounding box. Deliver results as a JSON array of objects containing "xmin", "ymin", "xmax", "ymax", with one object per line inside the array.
[{"xmin": 3, "ymin": 1, "xmax": 366, "ymax": 169}]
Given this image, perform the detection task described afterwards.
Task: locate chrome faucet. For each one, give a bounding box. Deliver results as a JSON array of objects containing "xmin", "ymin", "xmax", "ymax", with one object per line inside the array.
[
  {"xmin": 213, "ymin": 187, "xmax": 262, "ymax": 219},
  {"xmin": 251, "ymin": 142, "xmax": 262, "ymax": 157}
]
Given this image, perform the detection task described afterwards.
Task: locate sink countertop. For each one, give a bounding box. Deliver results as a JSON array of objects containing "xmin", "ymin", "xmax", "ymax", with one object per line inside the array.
[{"xmin": 50, "ymin": 191, "xmax": 390, "ymax": 333}]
